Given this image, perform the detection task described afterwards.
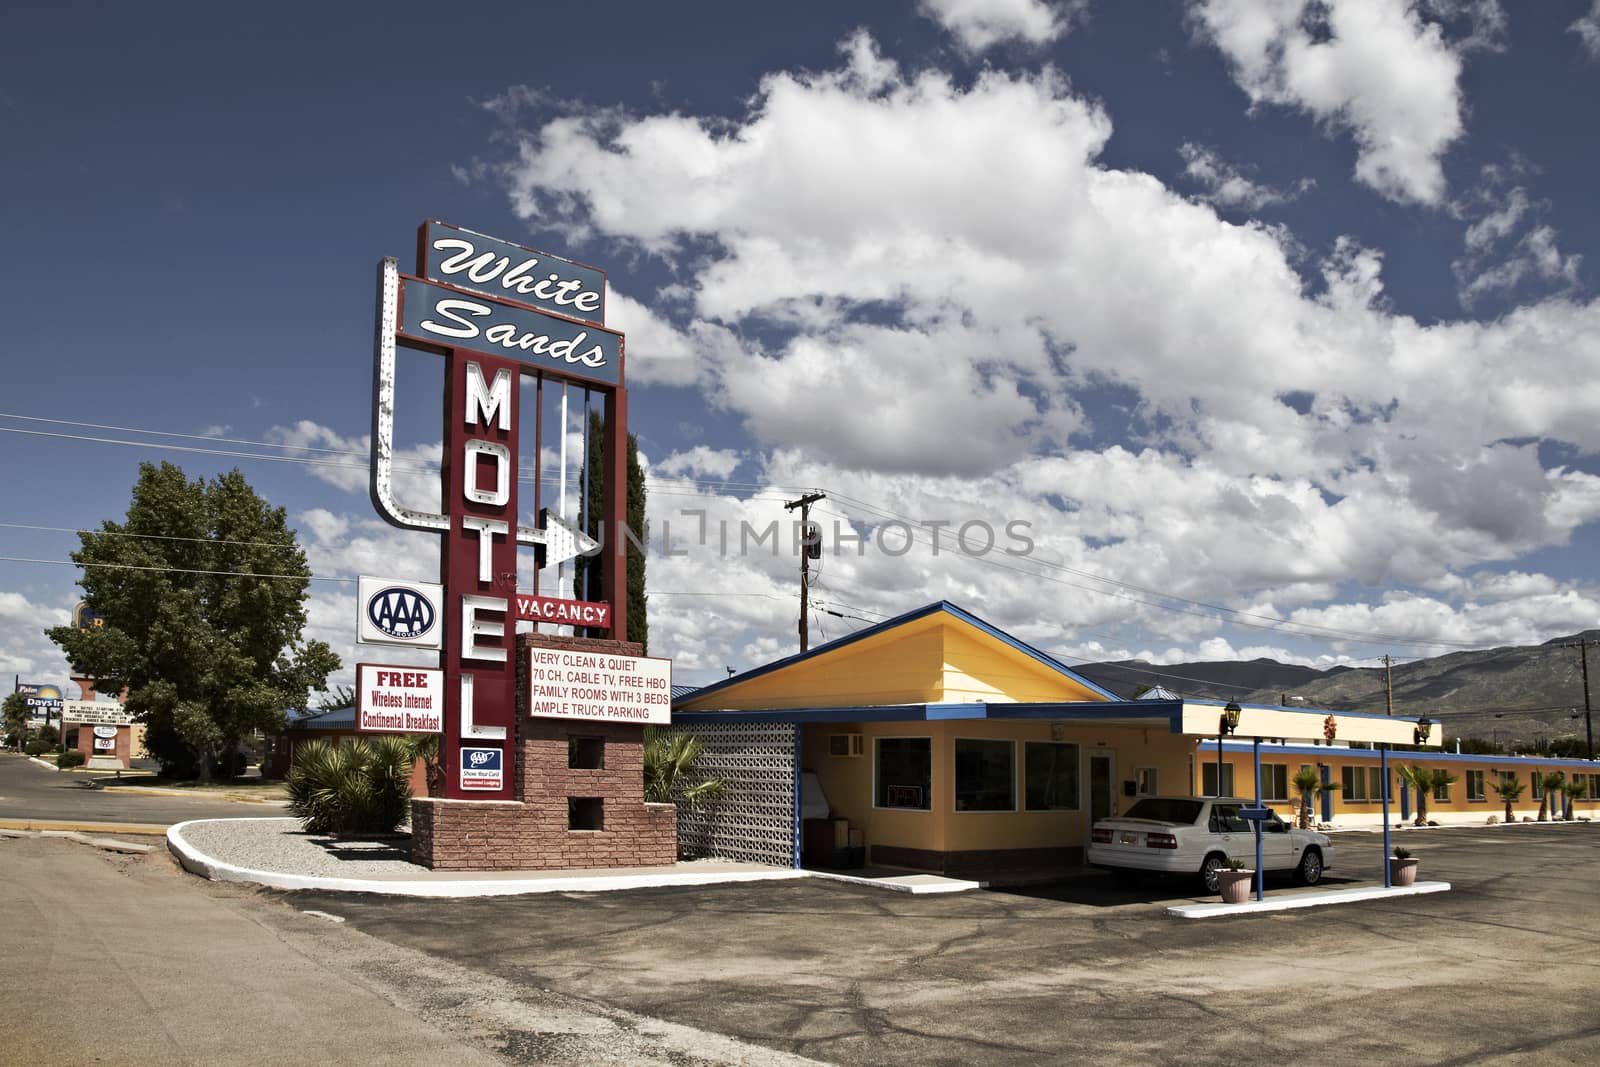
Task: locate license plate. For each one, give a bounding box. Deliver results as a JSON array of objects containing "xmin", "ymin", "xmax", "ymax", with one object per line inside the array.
[{"xmin": 1120, "ymin": 832, "xmax": 1138, "ymax": 845}]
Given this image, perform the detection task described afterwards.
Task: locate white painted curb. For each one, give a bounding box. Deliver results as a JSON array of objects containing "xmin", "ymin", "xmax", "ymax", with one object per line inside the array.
[
  {"xmin": 167, "ymin": 818, "xmax": 807, "ymax": 898},
  {"xmin": 27, "ymin": 757, "xmax": 61, "ymax": 771},
  {"xmin": 1167, "ymin": 880, "xmax": 1451, "ymax": 919},
  {"xmin": 804, "ymin": 869, "xmax": 982, "ymax": 894}
]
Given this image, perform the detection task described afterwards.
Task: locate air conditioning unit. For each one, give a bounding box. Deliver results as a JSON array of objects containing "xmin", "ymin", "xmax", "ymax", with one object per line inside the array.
[{"xmin": 828, "ymin": 733, "xmax": 864, "ymax": 758}]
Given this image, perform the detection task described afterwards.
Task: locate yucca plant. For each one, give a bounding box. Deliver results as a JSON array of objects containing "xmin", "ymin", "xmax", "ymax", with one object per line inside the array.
[
  {"xmin": 1538, "ymin": 772, "xmax": 1566, "ymax": 821},
  {"xmin": 643, "ymin": 727, "xmax": 727, "ymax": 806},
  {"xmin": 286, "ymin": 736, "xmax": 414, "ymax": 834},
  {"xmin": 1398, "ymin": 765, "xmax": 1458, "ymax": 827},
  {"xmin": 1491, "ymin": 776, "xmax": 1525, "ymax": 822},
  {"xmin": 1565, "ymin": 776, "xmax": 1589, "ymax": 818}
]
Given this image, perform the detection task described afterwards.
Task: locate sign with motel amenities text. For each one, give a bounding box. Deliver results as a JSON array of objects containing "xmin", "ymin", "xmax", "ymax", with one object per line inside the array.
[
  {"xmin": 357, "ymin": 663, "xmax": 444, "ymax": 733},
  {"xmin": 526, "ymin": 649, "xmax": 671, "ymax": 725}
]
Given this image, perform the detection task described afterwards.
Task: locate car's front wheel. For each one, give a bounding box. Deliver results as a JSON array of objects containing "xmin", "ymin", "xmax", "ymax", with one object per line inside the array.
[
  {"xmin": 1199, "ymin": 853, "xmax": 1227, "ymax": 894},
  {"xmin": 1295, "ymin": 847, "xmax": 1323, "ymax": 886}
]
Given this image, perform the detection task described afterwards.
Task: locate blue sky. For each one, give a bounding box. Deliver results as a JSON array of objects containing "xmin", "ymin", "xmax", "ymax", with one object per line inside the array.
[{"xmin": 4, "ymin": 0, "xmax": 1600, "ymax": 695}]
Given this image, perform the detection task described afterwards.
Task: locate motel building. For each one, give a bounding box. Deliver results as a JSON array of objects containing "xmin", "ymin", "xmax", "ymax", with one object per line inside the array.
[{"xmin": 670, "ymin": 601, "xmax": 1600, "ymax": 879}]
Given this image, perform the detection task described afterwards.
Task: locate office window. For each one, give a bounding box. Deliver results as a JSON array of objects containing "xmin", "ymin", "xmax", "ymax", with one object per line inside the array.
[
  {"xmin": 1466, "ymin": 770, "xmax": 1485, "ymax": 802},
  {"xmin": 1024, "ymin": 742, "xmax": 1079, "ymax": 811},
  {"xmin": 954, "ymin": 739, "xmax": 1015, "ymax": 812},
  {"xmin": 876, "ymin": 737, "xmax": 931, "ymax": 810},
  {"xmin": 1201, "ymin": 762, "xmax": 1236, "ymax": 797},
  {"xmin": 1260, "ymin": 764, "xmax": 1289, "ymax": 802}
]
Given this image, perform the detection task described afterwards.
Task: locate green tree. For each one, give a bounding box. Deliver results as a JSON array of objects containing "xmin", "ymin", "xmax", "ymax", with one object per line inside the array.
[
  {"xmin": 1565, "ymin": 776, "xmax": 1589, "ymax": 819},
  {"xmin": 1491, "ymin": 776, "xmax": 1525, "ymax": 822},
  {"xmin": 575, "ymin": 410, "xmax": 648, "ymax": 652},
  {"xmin": 3, "ymin": 692, "xmax": 30, "ymax": 751},
  {"xmin": 1399, "ymin": 765, "xmax": 1458, "ymax": 827},
  {"xmin": 46, "ymin": 462, "xmax": 338, "ymax": 779}
]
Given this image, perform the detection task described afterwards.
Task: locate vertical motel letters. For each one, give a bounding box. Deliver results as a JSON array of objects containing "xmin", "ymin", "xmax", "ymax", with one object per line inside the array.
[{"xmin": 442, "ymin": 355, "xmax": 521, "ymax": 798}]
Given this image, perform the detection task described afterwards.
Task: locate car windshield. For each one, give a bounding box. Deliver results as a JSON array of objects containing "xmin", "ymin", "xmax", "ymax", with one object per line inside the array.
[{"xmin": 1121, "ymin": 798, "xmax": 1204, "ymax": 825}]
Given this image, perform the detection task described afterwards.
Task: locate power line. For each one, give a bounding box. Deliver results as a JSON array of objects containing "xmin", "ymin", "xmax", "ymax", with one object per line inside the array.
[
  {"xmin": 0, "ymin": 556, "xmax": 353, "ymax": 583},
  {"xmin": 0, "ymin": 522, "xmax": 303, "ymax": 552}
]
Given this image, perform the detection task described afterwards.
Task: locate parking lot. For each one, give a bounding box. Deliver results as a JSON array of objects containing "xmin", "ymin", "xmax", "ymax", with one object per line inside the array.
[{"xmin": 291, "ymin": 823, "xmax": 1600, "ymax": 1065}]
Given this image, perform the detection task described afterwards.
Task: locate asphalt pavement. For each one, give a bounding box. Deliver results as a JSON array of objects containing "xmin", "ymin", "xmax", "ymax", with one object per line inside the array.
[
  {"xmin": 293, "ymin": 822, "xmax": 1600, "ymax": 1066},
  {"xmin": 0, "ymin": 751, "xmax": 282, "ymax": 827}
]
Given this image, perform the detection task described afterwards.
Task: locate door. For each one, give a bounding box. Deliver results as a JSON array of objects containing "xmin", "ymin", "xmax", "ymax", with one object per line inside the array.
[{"xmin": 1089, "ymin": 753, "xmax": 1114, "ymax": 843}]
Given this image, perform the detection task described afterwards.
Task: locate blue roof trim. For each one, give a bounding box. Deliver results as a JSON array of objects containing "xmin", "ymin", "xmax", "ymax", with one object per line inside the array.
[
  {"xmin": 674, "ymin": 699, "xmax": 1188, "ymax": 727},
  {"xmin": 671, "ymin": 600, "xmax": 1120, "ymax": 709},
  {"xmin": 989, "ymin": 701, "xmax": 1184, "ymax": 730},
  {"xmin": 289, "ymin": 706, "xmax": 355, "ymax": 729},
  {"xmin": 1196, "ymin": 739, "xmax": 1599, "ymax": 768}
]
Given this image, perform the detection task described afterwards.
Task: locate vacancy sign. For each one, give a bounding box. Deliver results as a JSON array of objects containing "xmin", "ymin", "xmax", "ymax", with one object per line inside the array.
[
  {"xmin": 357, "ymin": 663, "xmax": 444, "ymax": 733},
  {"xmin": 526, "ymin": 648, "xmax": 672, "ymax": 725}
]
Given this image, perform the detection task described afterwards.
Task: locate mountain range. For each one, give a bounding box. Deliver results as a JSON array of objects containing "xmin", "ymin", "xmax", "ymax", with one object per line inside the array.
[{"xmin": 1074, "ymin": 630, "xmax": 1600, "ymax": 751}]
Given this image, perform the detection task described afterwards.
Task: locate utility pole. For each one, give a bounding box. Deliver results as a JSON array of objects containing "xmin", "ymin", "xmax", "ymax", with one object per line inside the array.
[
  {"xmin": 1383, "ymin": 654, "xmax": 1393, "ymax": 716},
  {"xmin": 784, "ymin": 492, "xmax": 826, "ymax": 653},
  {"xmin": 1562, "ymin": 639, "xmax": 1595, "ymax": 762}
]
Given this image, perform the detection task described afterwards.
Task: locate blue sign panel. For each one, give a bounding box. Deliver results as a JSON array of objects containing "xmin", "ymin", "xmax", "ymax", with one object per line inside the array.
[
  {"xmin": 459, "ymin": 746, "xmax": 504, "ymax": 791},
  {"xmin": 420, "ymin": 221, "xmax": 606, "ymax": 325},
  {"xmin": 399, "ymin": 277, "xmax": 622, "ymax": 388}
]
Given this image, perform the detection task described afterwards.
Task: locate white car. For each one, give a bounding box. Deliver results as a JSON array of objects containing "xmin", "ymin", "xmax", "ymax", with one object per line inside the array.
[{"xmin": 1088, "ymin": 796, "xmax": 1334, "ymax": 893}]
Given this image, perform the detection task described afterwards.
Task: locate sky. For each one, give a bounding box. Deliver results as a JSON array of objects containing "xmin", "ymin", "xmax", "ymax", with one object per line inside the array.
[{"xmin": 4, "ymin": 0, "xmax": 1600, "ymax": 699}]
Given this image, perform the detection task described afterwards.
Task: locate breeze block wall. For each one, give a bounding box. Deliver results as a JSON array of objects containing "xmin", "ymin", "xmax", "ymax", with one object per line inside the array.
[{"xmin": 409, "ymin": 632, "xmax": 677, "ymax": 871}]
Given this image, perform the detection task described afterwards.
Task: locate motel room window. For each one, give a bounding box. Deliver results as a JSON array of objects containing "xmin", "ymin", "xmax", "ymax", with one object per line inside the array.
[
  {"xmin": 954, "ymin": 739, "xmax": 1016, "ymax": 812},
  {"xmin": 1134, "ymin": 767, "xmax": 1158, "ymax": 797},
  {"xmin": 1531, "ymin": 772, "xmax": 1543, "ymax": 799},
  {"xmin": 876, "ymin": 737, "xmax": 932, "ymax": 810},
  {"xmin": 1024, "ymin": 742, "xmax": 1080, "ymax": 811},
  {"xmin": 1341, "ymin": 765, "xmax": 1368, "ymax": 801},
  {"xmin": 1201, "ymin": 762, "xmax": 1236, "ymax": 798},
  {"xmin": 1466, "ymin": 770, "xmax": 1485, "ymax": 802},
  {"xmin": 1260, "ymin": 764, "xmax": 1289, "ymax": 802},
  {"xmin": 1432, "ymin": 776, "xmax": 1451, "ymax": 802}
]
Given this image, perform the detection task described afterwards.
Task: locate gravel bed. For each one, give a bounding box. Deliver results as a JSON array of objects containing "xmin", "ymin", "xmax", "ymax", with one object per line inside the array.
[{"xmin": 177, "ymin": 817, "xmax": 426, "ymax": 879}]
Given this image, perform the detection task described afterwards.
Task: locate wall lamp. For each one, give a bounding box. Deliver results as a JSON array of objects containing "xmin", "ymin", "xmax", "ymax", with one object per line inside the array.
[
  {"xmin": 1413, "ymin": 717, "xmax": 1433, "ymax": 745},
  {"xmin": 1221, "ymin": 701, "xmax": 1242, "ymax": 736}
]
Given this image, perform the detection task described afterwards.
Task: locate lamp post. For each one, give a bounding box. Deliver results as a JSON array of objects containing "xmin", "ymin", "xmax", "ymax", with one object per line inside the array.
[{"xmin": 1219, "ymin": 702, "xmax": 1241, "ymax": 797}]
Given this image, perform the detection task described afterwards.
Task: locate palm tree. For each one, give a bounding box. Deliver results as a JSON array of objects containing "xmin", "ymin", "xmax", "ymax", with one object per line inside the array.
[
  {"xmin": 1565, "ymin": 776, "xmax": 1589, "ymax": 819},
  {"xmin": 1539, "ymin": 772, "xmax": 1566, "ymax": 821},
  {"xmin": 1397, "ymin": 765, "xmax": 1457, "ymax": 827},
  {"xmin": 643, "ymin": 727, "xmax": 727, "ymax": 805},
  {"xmin": 1292, "ymin": 767, "xmax": 1321, "ymax": 829},
  {"xmin": 1491, "ymin": 776, "xmax": 1526, "ymax": 822}
]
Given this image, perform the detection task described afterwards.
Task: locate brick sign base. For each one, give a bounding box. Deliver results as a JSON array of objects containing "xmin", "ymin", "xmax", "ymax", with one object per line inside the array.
[{"xmin": 409, "ymin": 632, "xmax": 676, "ymax": 871}]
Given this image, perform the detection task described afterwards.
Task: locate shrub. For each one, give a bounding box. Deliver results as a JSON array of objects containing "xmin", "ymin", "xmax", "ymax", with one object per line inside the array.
[
  {"xmin": 286, "ymin": 737, "xmax": 414, "ymax": 835},
  {"xmin": 57, "ymin": 749, "xmax": 86, "ymax": 769},
  {"xmin": 24, "ymin": 739, "xmax": 51, "ymax": 756},
  {"xmin": 1392, "ymin": 846, "xmax": 1412, "ymax": 860}
]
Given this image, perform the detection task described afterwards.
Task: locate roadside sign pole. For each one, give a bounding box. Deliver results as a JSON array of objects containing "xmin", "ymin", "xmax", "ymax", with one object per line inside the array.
[
  {"xmin": 1253, "ymin": 737, "xmax": 1264, "ymax": 902},
  {"xmin": 1380, "ymin": 743, "xmax": 1392, "ymax": 888}
]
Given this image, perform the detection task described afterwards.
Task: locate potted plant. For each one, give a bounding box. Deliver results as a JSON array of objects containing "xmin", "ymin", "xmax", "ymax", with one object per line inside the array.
[
  {"xmin": 1216, "ymin": 857, "xmax": 1255, "ymax": 904},
  {"xmin": 1389, "ymin": 845, "xmax": 1419, "ymax": 887}
]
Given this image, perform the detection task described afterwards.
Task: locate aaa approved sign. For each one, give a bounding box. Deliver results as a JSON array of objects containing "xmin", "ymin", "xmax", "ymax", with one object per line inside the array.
[{"xmin": 526, "ymin": 648, "xmax": 672, "ymax": 725}]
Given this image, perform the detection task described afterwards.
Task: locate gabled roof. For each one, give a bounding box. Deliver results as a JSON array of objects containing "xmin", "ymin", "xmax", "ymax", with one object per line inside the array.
[{"xmin": 674, "ymin": 600, "xmax": 1120, "ymax": 712}]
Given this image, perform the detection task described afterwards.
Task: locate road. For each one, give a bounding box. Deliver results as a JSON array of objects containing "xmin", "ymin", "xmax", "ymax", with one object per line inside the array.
[
  {"xmin": 0, "ymin": 751, "xmax": 280, "ymax": 826},
  {"xmin": 296, "ymin": 823, "xmax": 1600, "ymax": 1065},
  {"xmin": 0, "ymin": 835, "xmax": 819, "ymax": 1066}
]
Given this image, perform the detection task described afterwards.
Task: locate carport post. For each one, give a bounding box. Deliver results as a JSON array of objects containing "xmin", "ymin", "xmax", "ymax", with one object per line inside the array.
[
  {"xmin": 1252, "ymin": 736, "xmax": 1264, "ymax": 902},
  {"xmin": 1380, "ymin": 743, "xmax": 1392, "ymax": 888}
]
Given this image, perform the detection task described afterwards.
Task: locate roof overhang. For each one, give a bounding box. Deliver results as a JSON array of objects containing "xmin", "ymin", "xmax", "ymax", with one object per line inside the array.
[{"xmin": 1180, "ymin": 700, "xmax": 1442, "ymax": 747}]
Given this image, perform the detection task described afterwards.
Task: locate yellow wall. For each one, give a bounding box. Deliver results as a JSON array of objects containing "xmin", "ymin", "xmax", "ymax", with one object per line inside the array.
[
  {"xmin": 1199, "ymin": 749, "xmax": 1600, "ymax": 821},
  {"xmin": 803, "ymin": 720, "xmax": 1195, "ymax": 857}
]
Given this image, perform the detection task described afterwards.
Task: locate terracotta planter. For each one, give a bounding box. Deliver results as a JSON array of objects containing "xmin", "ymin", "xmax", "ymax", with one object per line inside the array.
[
  {"xmin": 1217, "ymin": 869, "xmax": 1256, "ymax": 903},
  {"xmin": 1389, "ymin": 857, "xmax": 1419, "ymax": 887}
]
